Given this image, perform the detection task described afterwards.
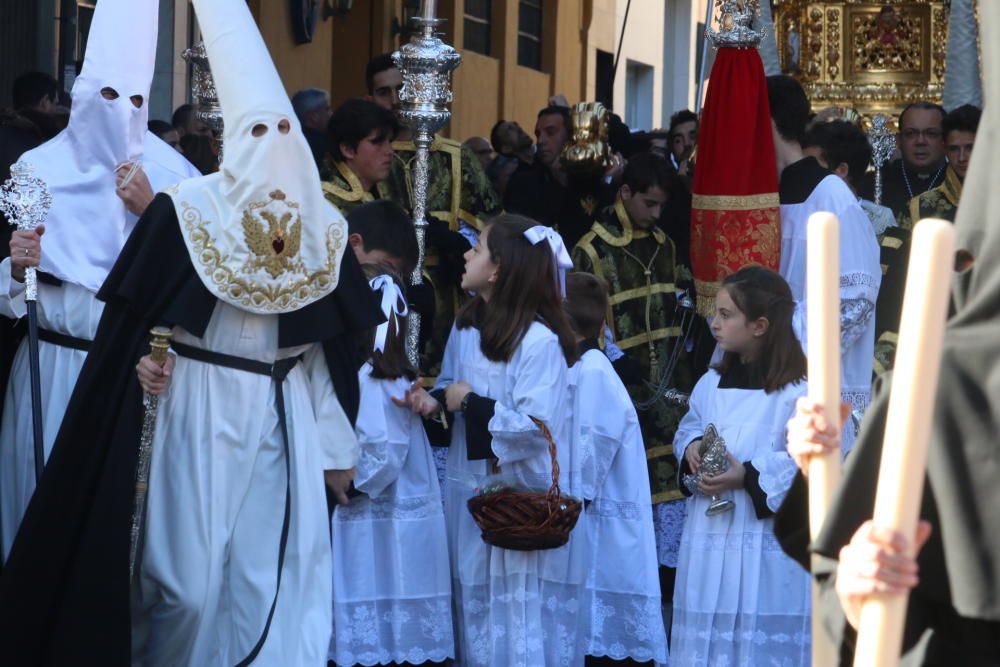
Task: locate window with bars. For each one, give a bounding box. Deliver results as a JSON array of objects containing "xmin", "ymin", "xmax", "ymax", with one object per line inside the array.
[
  {"xmin": 464, "ymin": 0, "xmax": 492, "ymax": 55},
  {"xmin": 517, "ymin": 0, "xmax": 543, "ymax": 70}
]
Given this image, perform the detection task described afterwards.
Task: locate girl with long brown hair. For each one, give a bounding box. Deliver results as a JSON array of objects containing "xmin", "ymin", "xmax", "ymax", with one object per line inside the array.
[
  {"xmin": 669, "ymin": 265, "xmax": 811, "ymax": 666},
  {"xmin": 397, "ymin": 214, "xmax": 588, "ymax": 666}
]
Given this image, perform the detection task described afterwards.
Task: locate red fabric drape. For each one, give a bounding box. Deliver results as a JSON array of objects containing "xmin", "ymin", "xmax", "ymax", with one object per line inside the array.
[{"xmin": 690, "ymin": 47, "xmax": 780, "ymax": 316}]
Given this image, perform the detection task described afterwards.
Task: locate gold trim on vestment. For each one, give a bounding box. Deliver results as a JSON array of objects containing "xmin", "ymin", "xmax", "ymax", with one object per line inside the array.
[
  {"xmin": 608, "ymin": 283, "xmax": 677, "ymax": 306},
  {"xmin": 391, "ymin": 137, "xmax": 465, "ymax": 232},
  {"xmin": 176, "ymin": 197, "xmax": 343, "ymax": 312},
  {"xmin": 652, "ymin": 489, "xmax": 684, "ymax": 503},
  {"xmin": 322, "ymin": 162, "xmax": 374, "ymax": 204},
  {"xmin": 881, "ymin": 235, "xmax": 904, "ymax": 249},
  {"xmin": 615, "ymin": 326, "xmax": 683, "ymax": 351},
  {"xmin": 691, "ymin": 192, "xmax": 780, "ymax": 211},
  {"xmin": 646, "ymin": 445, "xmax": 674, "ymax": 459},
  {"xmin": 878, "ymin": 331, "xmax": 899, "ymax": 344}
]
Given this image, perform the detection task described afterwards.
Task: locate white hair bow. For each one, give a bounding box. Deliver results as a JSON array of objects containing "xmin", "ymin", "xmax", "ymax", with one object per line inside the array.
[
  {"xmin": 523, "ymin": 225, "xmax": 574, "ymax": 296},
  {"xmin": 368, "ymin": 275, "xmax": 409, "ymax": 353}
]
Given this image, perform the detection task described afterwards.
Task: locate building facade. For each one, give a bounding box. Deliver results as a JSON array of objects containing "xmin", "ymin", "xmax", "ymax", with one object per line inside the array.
[{"xmin": 2, "ymin": 1, "xmax": 703, "ymax": 140}]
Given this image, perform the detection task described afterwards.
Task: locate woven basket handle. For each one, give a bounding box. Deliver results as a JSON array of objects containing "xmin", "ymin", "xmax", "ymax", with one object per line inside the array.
[{"xmin": 529, "ymin": 417, "xmax": 562, "ymax": 499}]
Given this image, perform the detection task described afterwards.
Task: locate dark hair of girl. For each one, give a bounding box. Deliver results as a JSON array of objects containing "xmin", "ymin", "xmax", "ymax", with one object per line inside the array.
[
  {"xmin": 712, "ymin": 265, "xmax": 806, "ymax": 393},
  {"xmin": 360, "ymin": 264, "xmax": 417, "ymax": 381},
  {"xmin": 455, "ymin": 214, "xmax": 579, "ymax": 366}
]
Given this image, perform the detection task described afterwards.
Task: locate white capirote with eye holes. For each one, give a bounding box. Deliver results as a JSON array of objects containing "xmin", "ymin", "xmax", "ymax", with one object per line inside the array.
[
  {"xmin": 165, "ymin": 0, "xmax": 349, "ymax": 315},
  {"xmin": 8, "ymin": 0, "xmax": 171, "ymax": 292}
]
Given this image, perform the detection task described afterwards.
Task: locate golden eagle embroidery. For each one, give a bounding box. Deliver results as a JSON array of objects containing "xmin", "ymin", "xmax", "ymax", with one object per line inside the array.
[{"xmin": 241, "ymin": 190, "xmax": 303, "ymax": 278}]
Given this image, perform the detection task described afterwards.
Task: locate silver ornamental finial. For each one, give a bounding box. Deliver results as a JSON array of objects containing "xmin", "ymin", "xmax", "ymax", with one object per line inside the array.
[
  {"xmin": 682, "ymin": 424, "xmax": 736, "ymax": 515},
  {"xmin": 182, "ymin": 41, "xmax": 224, "ymax": 150},
  {"xmin": 708, "ymin": 0, "xmax": 766, "ymax": 49},
  {"xmin": 868, "ymin": 115, "xmax": 897, "ymax": 206},
  {"xmin": 0, "ymin": 162, "xmax": 53, "ymax": 301},
  {"xmin": 393, "ymin": 0, "xmax": 462, "ymax": 366}
]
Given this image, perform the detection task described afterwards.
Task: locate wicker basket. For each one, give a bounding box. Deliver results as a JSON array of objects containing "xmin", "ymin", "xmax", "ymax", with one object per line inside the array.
[{"xmin": 466, "ymin": 417, "xmax": 582, "ymax": 551}]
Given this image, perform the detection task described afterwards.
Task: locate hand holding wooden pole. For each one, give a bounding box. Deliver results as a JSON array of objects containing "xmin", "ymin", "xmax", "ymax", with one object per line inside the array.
[
  {"xmin": 852, "ymin": 219, "xmax": 955, "ymax": 667},
  {"xmin": 807, "ymin": 211, "xmax": 841, "ymax": 667}
]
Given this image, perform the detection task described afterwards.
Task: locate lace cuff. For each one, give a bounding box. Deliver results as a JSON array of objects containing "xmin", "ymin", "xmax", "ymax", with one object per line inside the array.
[{"xmin": 748, "ymin": 451, "xmax": 799, "ymax": 512}]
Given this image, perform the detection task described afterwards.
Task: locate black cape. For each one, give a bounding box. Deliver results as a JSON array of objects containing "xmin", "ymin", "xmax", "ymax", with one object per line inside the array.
[{"xmin": 0, "ymin": 193, "xmax": 382, "ymax": 665}]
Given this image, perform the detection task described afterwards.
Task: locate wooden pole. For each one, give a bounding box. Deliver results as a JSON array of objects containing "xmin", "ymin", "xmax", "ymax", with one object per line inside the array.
[
  {"xmin": 806, "ymin": 211, "xmax": 841, "ymax": 667},
  {"xmin": 852, "ymin": 219, "xmax": 955, "ymax": 667}
]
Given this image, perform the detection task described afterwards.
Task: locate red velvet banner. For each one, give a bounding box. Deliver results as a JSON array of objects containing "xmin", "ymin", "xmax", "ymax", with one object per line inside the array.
[{"xmin": 690, "ymin": 47, "xmax": 780, "ymax": 316}]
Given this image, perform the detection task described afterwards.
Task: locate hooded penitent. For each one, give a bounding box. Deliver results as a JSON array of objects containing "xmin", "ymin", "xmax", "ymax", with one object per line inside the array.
[
  {"xmin": 12, "ymin": 0, "xmax": 198, "ymax": 292},
  {"xmin": 690, "ymin": 2, "xmax": 781, "ymax": 316},
  {"xmin": 803, "ymin": 2, "xmax": 1000, "ymax": 656},
  {"xmin": 166, "ymin": 0, "xmax": 347, "ymax": 315}
]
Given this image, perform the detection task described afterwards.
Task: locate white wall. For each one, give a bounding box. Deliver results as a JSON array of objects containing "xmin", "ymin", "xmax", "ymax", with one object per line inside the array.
[{"xmin": 611, "ymin": 0, "xmax": 665, "ymax": 131}]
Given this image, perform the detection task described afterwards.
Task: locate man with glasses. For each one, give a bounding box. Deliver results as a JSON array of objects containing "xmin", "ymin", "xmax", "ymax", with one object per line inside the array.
[{"xmin": 859, "ymin": 101, "xmax": 947, "ymax": 219}]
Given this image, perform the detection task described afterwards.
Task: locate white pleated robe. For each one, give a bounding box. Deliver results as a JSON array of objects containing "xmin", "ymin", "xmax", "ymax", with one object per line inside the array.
[
  {"xmin": 131, "ymin": 301, "xmax": 357, "ymax": 666},
  {"xmin": 330, "ymin": 363, "xmax": 454, "ymax": 666},
  {"xmin": 437, "ymin": 322, "xmax": 589, "ymax": 667},
  {"xmin": 569, "ymin": 348, "xmax": 668, "ymax": 664},
  {"xmin": 670, "ymin": 369, "xmax": 811, "ymax": 667}
]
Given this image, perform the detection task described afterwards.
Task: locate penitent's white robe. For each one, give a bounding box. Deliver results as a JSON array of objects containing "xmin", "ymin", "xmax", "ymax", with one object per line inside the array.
[
  {"xmin": 131, "ymin": 301, "xmax": 357, "ymax": 666},
  {"xmin": 330, "ymin": 363, "xmax": 454, "ymax": 666},
  {"xmin": 0, "ymin": 135, "xmax": 200, "ymax": 561},
  {"xmin": 670, "ymin": 369, "xmax": 810, "ymax": 667},
  {"xmin": 0, "ymin": 274, "xmax": 102, "ymax": 559},
  {"xmin": 437, "ymin": 322, "xmax": 589, "ymax": 667},
  {"xmin": 569, "ymin": 348, "xmax": 668, "ymax": 664},
  {"xmin": 779, "ymin": 160, "xmax": 881, "ymax": 451}
]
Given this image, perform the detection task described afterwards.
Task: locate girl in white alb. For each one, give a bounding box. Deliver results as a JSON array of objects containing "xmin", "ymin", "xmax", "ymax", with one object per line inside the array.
[
  {"xmin": 400, "ymin": 215, "xmax": 588, "ymax": 666},
  {"xmin": 329, "ymin": 268, "xmax": 454, "ymax": 667},
  {"xmin": 671, "ymin": 266, "xmax": 811, "ymax": 666}
]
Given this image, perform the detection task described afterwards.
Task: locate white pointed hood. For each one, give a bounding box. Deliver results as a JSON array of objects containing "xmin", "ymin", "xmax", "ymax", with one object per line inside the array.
[
  {"xmin": 166, "ymin": 0, "xmax": 347, "ymax": 314},
  {"xmin": 10, "ymin": 0, "xmax": 198, "ymax": 292}
]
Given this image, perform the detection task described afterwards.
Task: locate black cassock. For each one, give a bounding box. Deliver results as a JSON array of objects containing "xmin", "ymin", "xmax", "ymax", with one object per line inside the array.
[{"xmin": 0, "ymin": 193, "xmax": 381, "ymax": 665}]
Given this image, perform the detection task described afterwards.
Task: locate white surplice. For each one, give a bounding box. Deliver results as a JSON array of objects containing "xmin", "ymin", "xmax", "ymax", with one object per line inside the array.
[
  {"xmin": 131, "ymin": 301, "xmax": 356, "ymax": 666},
  {"xmin": 437, "ymin": 322, "xmax": 589, "ymax": 667},
  {"xmin": 670, "ymin": 369, "xmax": 810, "ymax": 667},
  {"xmin": 330, "ymin": 363, "xmax": 454, "ymax": 666},
  {"xmin": 0, "ymin": 273, "xmax": 102, "ymax": 559},
  {"xmin": 569, "ymin": 348, "xmax": 668, "ymax": 664},
  {"xmin": 779, "ymin": 168, "xmax": 881, "ymax": 451}
]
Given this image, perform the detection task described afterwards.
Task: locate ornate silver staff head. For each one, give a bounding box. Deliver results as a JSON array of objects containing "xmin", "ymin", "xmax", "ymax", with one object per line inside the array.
[
  {"xmin": 392, "ymin": 0, "xmax": 462, "ymax": 366},
  {"xmin": 681, "ymin": 423, "xmax": 736, "ymax": 515},
  {"xmin": 182, "ymin": 40, "xmax": 224, "ymax": 149},
  {"xmin": 0, "ymin": 162, "xmax": 53, "ymax": 301},
  {"xmin": 393, "ymin": 8, "xmax": 462, "ymax": 143},
  {"xmin": 0, "ymin": 162, "xmax": 52, "ymax": 234},
  {"xmin": 868, "ymin": 114, "xmax": 897, "ymax": 206},
  {"xmin": 708, "ymin": 0, "xmax": 766, "ymax": 49}
]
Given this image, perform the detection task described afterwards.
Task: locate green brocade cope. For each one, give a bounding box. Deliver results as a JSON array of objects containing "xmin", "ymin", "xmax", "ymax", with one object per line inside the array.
[
  {"xmin": 877, "ymin": 166, "xmax": 961, "ymax": 375},
  {"xmin": 573, "ymin": 199, "xmax": 697, "ymax": 503}
]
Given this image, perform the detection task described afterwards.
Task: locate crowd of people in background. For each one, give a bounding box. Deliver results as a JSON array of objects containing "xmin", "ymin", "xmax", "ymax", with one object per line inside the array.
[{"xmin": 0, "ymin": 40, "xmax": 984, "ymax": 666}]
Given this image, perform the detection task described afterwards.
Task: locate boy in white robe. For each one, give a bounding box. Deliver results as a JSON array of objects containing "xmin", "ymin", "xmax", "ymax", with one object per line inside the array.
[
  {"xmin": 767, "ymin": 75, "xmax": 881, "ymax": 450},
  {"xmin": 565, "ymin": 272, "xmax": 668, "ymax": 666}
]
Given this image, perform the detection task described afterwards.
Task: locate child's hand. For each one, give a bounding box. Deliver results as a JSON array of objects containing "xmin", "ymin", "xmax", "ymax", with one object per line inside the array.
[
  {"xmin": 697, "ymin": 452, "xmax": 745, "ymax": 494},
  {"xmin": 684, "ymin": 438, "xmax": 703, "ymax": 473},
  {"xmin": 324, "ymin": 468, "xmax": 355, "ymax": 505},
  {"xmin": 836, "ymin": 520, "xmax": 932, "ymax": 629},
  {"xmin": 786, "ymin": 397, "xmax": 851, "ymax": 476},
  {"xmin": 391, "ymin": 377, "xmax": 442, "ymax": 417},
  {"xmin": 445, "ymin": 381, "xmax": 472, "ymax": 412},
  {"xmin": 136, "ymin": 353, "xmax": 175, "ymax": 396}
]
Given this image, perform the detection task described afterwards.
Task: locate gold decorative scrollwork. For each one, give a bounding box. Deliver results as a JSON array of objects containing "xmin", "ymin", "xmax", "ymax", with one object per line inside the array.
[{"xmin": 774, "ymin": 1, "xmax": 949, "ymax": 116}]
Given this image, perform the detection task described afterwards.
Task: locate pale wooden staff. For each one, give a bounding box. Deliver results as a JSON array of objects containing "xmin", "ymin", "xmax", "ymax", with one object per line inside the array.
[
  {"xmin": 852, "ymin": 219, "xmax": 955, "ymax": 667},
  {"xmin": 806, "ymin": 211, "xmax": 841, "ymax": 667}
]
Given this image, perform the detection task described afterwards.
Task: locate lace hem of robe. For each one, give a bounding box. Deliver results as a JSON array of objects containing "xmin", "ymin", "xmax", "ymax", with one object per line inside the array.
[{"xmin": 330, "ymin": 595, "xmax": 455, "ymax": 667}]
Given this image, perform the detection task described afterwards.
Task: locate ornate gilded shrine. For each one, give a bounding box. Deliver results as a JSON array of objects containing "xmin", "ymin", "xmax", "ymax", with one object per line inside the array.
[{"xmin": 773, "ymin": 1, "xmax": 949, "ymax": 116}]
